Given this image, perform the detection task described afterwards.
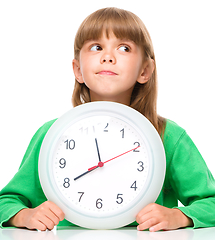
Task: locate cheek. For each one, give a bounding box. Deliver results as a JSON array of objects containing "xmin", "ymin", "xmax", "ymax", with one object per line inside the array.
[
  {"xmin": 122, "ymin": 54, "xmax": 142, "ymax": 75},
  {"xmin": 125, "ymin": 62, "xmax": 142, "ymax": 80},
  {"xmin": 80, "ymin": 56, "xmax": 96, "ymax": 76},
  {"xmin": 132, "ymin": 60, "xmax": 144, "ymax": 79},
  {"xmin": 79, "ymin": 53, "xmax": 90, "ymax": 75},
  {"xmin": 79, "ymin": 63, "xmax": 95, "ymax": 86},
  {"xmin": 79, "ymin": 60, "xmax": 90, "ymax": 80}
]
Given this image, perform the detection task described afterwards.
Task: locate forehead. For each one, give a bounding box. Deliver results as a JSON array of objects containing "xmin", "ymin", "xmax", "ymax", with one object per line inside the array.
[
  {"xmin": 83, "ymin": 24, "xmax": 142, "ymax": 45},
  {"xmin": 83, "ymin": 31, "xmax": 136, "ymax": 45}
]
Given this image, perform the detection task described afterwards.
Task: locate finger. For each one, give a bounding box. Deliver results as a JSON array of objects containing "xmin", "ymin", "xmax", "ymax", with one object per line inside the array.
[
  {"xmin": 136, "ymin": 205, "xmax": 158, "ymax": 225},
  {"xmin": 136, "ymin": 203, "xmax": 156, "ymax": 223},
  {"xmin": 47, "ymin": 201, "xmax": 65, "ymax": 221},
  {"xmin": 32, "ymin": 207, "xmax": 57, "ymax": 230},
  {"xmin": 36, "ymin": 221, "xmax": 49, "ymax": 231},
  {"xmin": 149, "ymin": 221, "xmax": 168, "ymax": 232},
  {"xmin": 43, "ymin": 208, "xmax": 61, "ymax": 226},
  {"xmin": 26, "ymin": 218, "xmax": 47, "ymax": 231},
  {"xmin": 37, "ymin": 213, "xmax": 56, "ymax": 230},
  {"xmin": 136, "ymin": 211, "xmax": 153, "ymax": 225},
  {"xmin": 137, "ymin": 217, "xmax": 157, "ymax": 231}
]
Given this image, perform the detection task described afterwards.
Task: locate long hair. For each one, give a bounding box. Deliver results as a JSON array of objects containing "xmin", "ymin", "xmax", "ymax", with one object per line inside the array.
[{"xmin": 72, "ymin": 7, "xmax": 166, "ymax": 137}]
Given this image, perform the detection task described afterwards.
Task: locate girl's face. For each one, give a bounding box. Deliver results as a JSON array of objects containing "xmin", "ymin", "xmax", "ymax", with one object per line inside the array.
[{"xmin": 73, "ymin": 32, "xmax": 151, "ymax": 105}]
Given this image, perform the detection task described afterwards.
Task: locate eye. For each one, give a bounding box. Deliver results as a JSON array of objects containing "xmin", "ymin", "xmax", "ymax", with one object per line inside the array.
[
  {"xmin": 118, "ymin": 45, "xmax": 130, "ymax": 52},
  {"xmin": 90, "ymin": 45, "xmax": 102, "ymax": 51}
]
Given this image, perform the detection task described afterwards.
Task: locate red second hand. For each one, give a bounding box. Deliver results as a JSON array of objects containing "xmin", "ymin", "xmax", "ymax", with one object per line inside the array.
[{"xmin": 88, "ymin": 145, "xmax": 140, "ymax": 171}]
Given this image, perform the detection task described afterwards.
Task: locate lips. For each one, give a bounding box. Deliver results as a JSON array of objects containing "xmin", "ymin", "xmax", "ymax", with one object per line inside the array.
[{"xmin": 97, "ymin": 70, "xmax": 118, "ymax": 76}]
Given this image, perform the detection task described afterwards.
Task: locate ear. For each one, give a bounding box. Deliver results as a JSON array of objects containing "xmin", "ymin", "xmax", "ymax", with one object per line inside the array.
[
  {"xmin": 137, "ymin": 59, "xmax": 155, "ymax": 84},
  {"xmin": 72, "ymin": 59, "xmax": 84, "ymax": 83}
]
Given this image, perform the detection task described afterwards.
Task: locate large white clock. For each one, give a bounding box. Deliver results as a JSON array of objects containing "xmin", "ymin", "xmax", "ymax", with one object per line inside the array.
[{"xmin": 39, "ymin": 101, "xmax": 166, "ymax": 229}]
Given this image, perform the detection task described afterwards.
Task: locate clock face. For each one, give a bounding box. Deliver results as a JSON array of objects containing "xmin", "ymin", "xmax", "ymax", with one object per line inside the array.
[
  {"xmin": 39, "ymin": 102, "xmax": 166, "ymax": 229},
  {"xmin": 52, "ymin": 115, "xmax": 150, "ymax": 217}
]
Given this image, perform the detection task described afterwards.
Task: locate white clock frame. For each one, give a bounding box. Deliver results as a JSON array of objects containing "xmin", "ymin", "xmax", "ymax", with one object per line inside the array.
[{"xmin": 39, "ymin": 101, "xmax": 166, "ymax": 229}]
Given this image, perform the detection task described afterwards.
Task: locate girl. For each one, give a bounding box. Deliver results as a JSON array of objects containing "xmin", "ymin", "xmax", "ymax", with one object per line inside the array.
[{"xmin": 0, "ymin": 7, "xmax": 215, "ymax": 232}]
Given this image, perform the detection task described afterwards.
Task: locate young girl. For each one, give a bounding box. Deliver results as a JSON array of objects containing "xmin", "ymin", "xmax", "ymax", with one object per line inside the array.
[{"xmin": 0, "ymin": 7, "xmax": 215, "ymax": 232}]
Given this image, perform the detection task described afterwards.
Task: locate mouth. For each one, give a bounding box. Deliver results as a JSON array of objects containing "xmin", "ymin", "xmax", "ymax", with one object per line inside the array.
[{"xmin": 96, "ymin": 70, "xmax": 118, "ymax": 76}]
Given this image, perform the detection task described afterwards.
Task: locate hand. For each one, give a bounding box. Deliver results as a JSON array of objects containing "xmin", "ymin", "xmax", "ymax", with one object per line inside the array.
[
  {"xmin": 74, "ymin": 145, "xmax": 140, "ymax": 180},
  {"xmin": 8, "ymin": 201, "xmax": 65, "ymax": 231},
  {"xmin": 136, "ymin": 203, "xmax": 193, "ymax": 232}
]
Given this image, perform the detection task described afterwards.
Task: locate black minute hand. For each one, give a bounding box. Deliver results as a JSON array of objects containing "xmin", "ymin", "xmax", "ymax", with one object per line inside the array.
[{"xmin": 95, "ymin": 138, "xmax": 102, "ymax": 162}]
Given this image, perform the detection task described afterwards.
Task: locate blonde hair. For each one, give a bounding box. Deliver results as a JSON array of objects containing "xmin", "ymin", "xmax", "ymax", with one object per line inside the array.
[{"xmin": 72, "ymin": 7, "xmax": 166, "ymax": 136}]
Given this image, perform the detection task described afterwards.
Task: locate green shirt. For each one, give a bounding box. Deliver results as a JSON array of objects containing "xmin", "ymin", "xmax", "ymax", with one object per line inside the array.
[{"xmin": 1, "ymin": 119, "xmax": 215, "ymax": 228}]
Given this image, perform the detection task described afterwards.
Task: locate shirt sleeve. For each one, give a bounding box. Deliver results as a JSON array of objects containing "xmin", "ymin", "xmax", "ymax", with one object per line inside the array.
[
  {"xmin": 0, "ymin": 120, "xmax": 55, "ymax": 228},
  {"xmin": 168, "ymin": 131, "xmax": 215, "ymax": 228}
]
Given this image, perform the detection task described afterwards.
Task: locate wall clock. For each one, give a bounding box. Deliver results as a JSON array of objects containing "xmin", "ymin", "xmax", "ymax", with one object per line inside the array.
[{"xmin": 39, "ymin": 101, "xmax": 166, "ymax": 229}]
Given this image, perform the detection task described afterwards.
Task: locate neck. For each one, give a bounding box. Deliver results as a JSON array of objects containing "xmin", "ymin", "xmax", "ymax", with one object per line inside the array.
[{"xmin": 90, "ymin": 92, "xmax": 131, "ymax": 106}]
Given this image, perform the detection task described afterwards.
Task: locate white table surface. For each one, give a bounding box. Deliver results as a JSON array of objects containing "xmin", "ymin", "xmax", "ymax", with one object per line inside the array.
[{"xmin": 1, "ymin": 226, "xmax": 215, "ymax": 240}]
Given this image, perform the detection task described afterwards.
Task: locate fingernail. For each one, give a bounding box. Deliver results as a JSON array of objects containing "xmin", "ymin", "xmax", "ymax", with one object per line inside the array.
[
  {"xmin": 137, "ymin": 226, "xmax": 140, "ymax": 231},
  {"xmin": 149, "ymin": 227, "xmax": 154, "ymax": 232}
]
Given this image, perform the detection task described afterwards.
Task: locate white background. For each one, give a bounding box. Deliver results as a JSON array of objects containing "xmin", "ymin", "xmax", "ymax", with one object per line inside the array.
[{"xmin": 0, "ymin": 0, "xmax": 214, "ymax": 190}]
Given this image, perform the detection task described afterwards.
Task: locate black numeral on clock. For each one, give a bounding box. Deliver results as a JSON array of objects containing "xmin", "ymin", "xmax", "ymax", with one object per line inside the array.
[
  {"xmin": 130, "ymin": 181, "xmax": 137, "ymax": 191},
  {"xmin": 116, "ymin": 194, "xmax": 123, "ymax": 204},
  {"xmin": 120, "ymin": 128, "xmax": 125, "ymax": 138},
  {"xmin": 96, "ymin": 198, "xmax": 103, "ymax": 209},
  {"xmin": 59, "ymin": 158, "xmax": 66, "ymax": 168},
  {"xmin": 104, "ymin": 123, "xmax": 109, "ymax": 132},
  {"xmin": 133, "ymin": 142, "xmax": 140, "ymax": 152},
  {"xmin": 78, "ymin": 192, "xmax": 84, "ymax": 202},
  {"xmin": 63, "ymin": 178, "xmax": 70, "ymax": 188},
  {"xmin": 64, "ymin": 139, "xmax": 75, "ymax": 150},
  {"xmin": 137, "ymin": 161, "xmax": 144, "ymax": 172}
]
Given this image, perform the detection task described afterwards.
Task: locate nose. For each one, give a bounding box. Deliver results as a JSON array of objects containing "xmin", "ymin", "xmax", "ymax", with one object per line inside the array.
[{"xmin": 100, "ymin": 51, "xmax": 116, "ymax": 64}]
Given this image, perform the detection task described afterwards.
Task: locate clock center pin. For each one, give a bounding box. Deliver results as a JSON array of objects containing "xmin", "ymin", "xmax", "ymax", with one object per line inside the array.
[{"xmin": 98, "ymin": 162, "xmax": 104, "ymax": 167}]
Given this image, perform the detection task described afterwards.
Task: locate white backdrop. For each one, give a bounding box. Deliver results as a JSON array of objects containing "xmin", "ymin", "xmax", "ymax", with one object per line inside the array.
[{"xmin": 0, "ymin": 0, "xmax": 214, "ymax": 190}]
